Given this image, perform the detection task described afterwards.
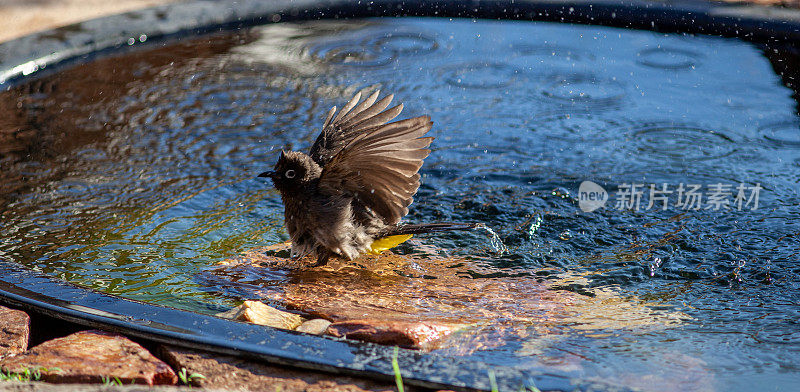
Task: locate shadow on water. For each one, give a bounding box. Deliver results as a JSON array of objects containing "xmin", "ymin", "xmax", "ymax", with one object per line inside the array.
[{"xmin": 1, "ymin": 18, "xmax": 800, "ymax": 391}]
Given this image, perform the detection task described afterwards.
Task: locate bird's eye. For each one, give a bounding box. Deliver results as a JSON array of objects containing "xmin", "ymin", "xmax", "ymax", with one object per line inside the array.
[{"xmin": 284, "ymin": 169, "xmax": 296, "ymax": 179}]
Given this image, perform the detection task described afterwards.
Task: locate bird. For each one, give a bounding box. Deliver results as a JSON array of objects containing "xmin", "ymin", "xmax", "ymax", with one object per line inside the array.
[{"xmin": 258, "ymin": 88, "xmax": 477, "ymax": 266}]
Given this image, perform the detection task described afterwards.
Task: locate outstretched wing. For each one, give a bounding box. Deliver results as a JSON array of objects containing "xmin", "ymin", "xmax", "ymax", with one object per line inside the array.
[
  {"xmin": 318, "ymin": 114, "xmax": 434, "ymax": 225},
  {"xmin": 309, "ymin": 90, "xmax": 404, "ymax": 166}
]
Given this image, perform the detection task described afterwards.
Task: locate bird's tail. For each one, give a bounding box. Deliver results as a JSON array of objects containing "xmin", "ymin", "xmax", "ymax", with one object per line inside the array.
[
  {"xmin": 367, "ymin": 222, "xmax": 480, "ymax": 255},
  {"xmin": 383, "ymin": 222, "xmax": 481, "ymax": 236}
]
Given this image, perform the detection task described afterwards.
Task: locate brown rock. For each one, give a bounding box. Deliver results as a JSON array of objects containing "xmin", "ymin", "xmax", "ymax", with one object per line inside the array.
[
  {"xmin": 222, "ymin": 300, "xmax": 306, "ymax": 330},
  {"xmin": 0, "ymin": 305, "xmax": 30, "ymax": 357},
  {"xmin": 0, "ymin": 330, "xmax": 177, "ymax": 385},
  {"xmin": 159, "ymin": 345, "xmax": 403, "ymax": 392},
  {"xmin": 272, "ymin": 252, "xmax": 564, "ymax": 328},
  {"xmin": 326, "ymin": 319, "xmax": 461, "ymax": 349},
  {"xmin": 208, "ymin": 249, "xmax": 565, "ymax": 352},
  {"xmin": 208, "ymin": 245, "xmax": 690, "ymax": 354},
  {"xmin": 295, "ymin": 319, "xmax": 332, "ymax": 335}
]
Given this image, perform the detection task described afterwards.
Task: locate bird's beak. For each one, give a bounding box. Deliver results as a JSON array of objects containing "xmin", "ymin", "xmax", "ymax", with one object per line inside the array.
[{"xmin": 258, "ymin": 170, "xmax": 276, "ymax": 178}]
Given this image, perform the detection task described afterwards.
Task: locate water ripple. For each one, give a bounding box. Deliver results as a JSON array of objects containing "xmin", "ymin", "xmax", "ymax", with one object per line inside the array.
[
  {"xmin": 758, "ymin": 121, "xmax": 800, "ymax": 148},
  {"xmin": 627, "ymin": 123, "xmax": 738, "ymax": 162},
  {"xmin": 309, "ymin": 31, "xmax": 437, "ymax": 67},
  {"xmin": 532, "ymin": 113, "xmax": 635, "ymax": 142},
  {"xmin": 637, "ymin": 47, "xmax": 703, "ymax": 70},
  {"xmin": 512, "ymin": 43, "xmax": 596, "ymax": 62},
  {"xmin": 442, "ymin": 62, "xmax": 523, "ymax": 89},
  {"xmin": 374, "ymin": 32, "xmax": 437, "ymax": 55},
  {"xmin": 539, "ymin": 73, "xmax": 627, "ymax": 110},
  {"xmin": 310, "ymin": 41, "xmax": 395, "ymax": 67}
]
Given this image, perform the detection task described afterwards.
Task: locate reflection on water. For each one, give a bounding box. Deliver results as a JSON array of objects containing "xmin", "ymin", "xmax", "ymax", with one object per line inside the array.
[{"xmin": 1, "ymin": 18, "xmax": 800, "ymax": 391}]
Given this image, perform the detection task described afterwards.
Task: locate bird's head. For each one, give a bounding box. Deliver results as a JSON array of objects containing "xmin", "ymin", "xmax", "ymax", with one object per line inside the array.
[{"xmin": 258, "ymin": 150, "xmax": 321, "ymax": 193}]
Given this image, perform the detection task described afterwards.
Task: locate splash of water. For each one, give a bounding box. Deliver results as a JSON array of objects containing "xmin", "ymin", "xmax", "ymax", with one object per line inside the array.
[
  {"xmin": 474, "ymin": 223, "xmax": 509, "ymax": 255},
  {"xmin": 527, "ymin": 213, "xmax": 543, "ymax": 239},
  {"xmin": 648, "ymin": 257, "xmax": 662, "ymax": 277}
]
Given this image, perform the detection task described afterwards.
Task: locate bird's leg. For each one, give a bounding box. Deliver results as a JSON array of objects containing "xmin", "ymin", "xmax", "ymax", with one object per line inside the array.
[{"xmin": 312, "ymin": 247, "xmax": 330, "ymax": 267}]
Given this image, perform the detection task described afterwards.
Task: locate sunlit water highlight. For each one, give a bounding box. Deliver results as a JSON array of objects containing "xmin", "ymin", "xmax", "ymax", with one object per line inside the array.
[{"xmin": 1, "ymin": 18, "xmax": 799, "ymax": 391}]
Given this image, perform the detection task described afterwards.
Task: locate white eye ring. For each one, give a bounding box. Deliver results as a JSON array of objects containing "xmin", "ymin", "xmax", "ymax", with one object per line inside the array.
[{"xmin": 284, "ymin": 169, "xmax": 296, "ymax": 179}]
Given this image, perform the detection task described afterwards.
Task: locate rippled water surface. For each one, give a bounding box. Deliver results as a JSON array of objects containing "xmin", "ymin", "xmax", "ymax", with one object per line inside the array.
[{"xmin": 1, "ymin": 18, "xmax": 799, "ymax": 391}]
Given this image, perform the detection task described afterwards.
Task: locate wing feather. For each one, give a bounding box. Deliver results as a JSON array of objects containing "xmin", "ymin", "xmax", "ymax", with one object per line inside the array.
[
  {"xmin": 321, "ymin": 105, "xmax": 337, "ymax": 130},
  {"xmin": 340, "ymin": 90, "xmax": 383, "ymax": 124},
  {"xmin": 343, "ymin": 103, "xmax": 403, "ymax": 132},
  {"xmin": 331, "ymin": 91, "xmax": 362, "ymax": 125},
  {"xmin": 318, "ymin": 114, "xmax": 433, "ymax": 224},
  {"xmin": 309, "ymin": 90, "xmax": 413, "ymax": 167}
]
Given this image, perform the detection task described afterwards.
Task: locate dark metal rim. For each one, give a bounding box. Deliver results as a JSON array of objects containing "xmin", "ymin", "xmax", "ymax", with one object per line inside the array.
[{"xmin": 1, "ymin": 0, "xmax": 800, "ymax": 390}]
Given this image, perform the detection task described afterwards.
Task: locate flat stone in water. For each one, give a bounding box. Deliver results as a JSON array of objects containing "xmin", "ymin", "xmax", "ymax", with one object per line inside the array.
[
  {"xmin": 0, "ymin": 305, "xmax": 29, "ymax": 357},
  {"xmin": 0, "ymin": 330, "xmax": 177, "ymax": 385},
  {"xmin": 327, "ymin": 319, "xmax": 462, "ymax": 350},
  {"xmin": 208, "ymin": 245, "xmax": 689, "ymax": 353},
  {"xmin": 295, "ymin": 318, "xmax": 332, "ymax": 335},
  {"xmin": 218, "ymin": 300, "xmax": 306, "ymax": 330}
]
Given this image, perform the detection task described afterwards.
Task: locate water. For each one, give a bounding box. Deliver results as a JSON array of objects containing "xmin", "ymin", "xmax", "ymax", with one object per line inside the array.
[
  {"xmin": 1, "ymin": 18, "xmax": 800, "ymax": 391},
  {"xmin": 475, "ymin": 224, "xmax": 511, "ymax": 255}
]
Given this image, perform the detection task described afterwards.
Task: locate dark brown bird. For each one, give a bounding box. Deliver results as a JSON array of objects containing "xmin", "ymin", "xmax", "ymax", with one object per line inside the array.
[{"xmin": 259, "ymin": 89, "xmax": 476, "ymax": 266}]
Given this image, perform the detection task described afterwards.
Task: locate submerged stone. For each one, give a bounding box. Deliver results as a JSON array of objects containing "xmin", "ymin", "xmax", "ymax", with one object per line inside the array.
[
  {"xmin": 0, "ymin": 330, "xmax": 177, "ymax": 385},
  {"xmin": 327, "ymin": 319, "xmax": 461, "ymax": 349},
  {"xmin": 204, "ymin": 243, "xmax": 689, "ymax": 354},
  {"xmin": 295, "ymin": 319, "xmax": 332, "ymax": 335},
  {"xmin": 219, "ymin": 300, "xmax": 306, "ymax": 330},
  {"xmin": 0, "ymin": 305, "xmax": 30, "ymax": 357}
]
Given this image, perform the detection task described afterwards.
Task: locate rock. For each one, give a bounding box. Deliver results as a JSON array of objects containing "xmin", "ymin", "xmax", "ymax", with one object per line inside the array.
[
  {"xmin": 326, "ymin": 319, "xmax": 461, "ymax": 349},
  {"xmin": 0, "ymin": 306, "xmax": 30, "ymax": 357},
  {"xmin": 295, "ymin": 319, "xmax": 331, "ymax": 335},
  {"xmin": 0, "ymin": 330, "xmax": 177, "ymax": 385},
  {"xmin": 220, "ymin": 300, "xmax": 305, "ymax": 330},
  {"xmin": 213, "ymin": 307, "xmax": 240, "ymax": 320},
  {"xmin": 204, "ymin": 245, "xmax": 690, "ymax": 353},
  {"xmin": 159, "ymin": 345, "xmax": 401, "ymax": 392},
  {"xmin": 204, "ymin": 249, "xmax": 560, "ymax": 350}
]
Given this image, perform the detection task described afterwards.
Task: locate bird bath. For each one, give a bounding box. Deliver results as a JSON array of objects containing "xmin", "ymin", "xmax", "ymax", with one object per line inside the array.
[{"xmin": 1, "ymin": 1, "xmax": 800, "ymax": 391}]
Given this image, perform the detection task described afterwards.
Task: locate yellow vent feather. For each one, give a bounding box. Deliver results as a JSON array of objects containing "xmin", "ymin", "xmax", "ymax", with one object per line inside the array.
[{"xmin": 367, "ymin": 234, "xmax": 413, "ymax": 255}]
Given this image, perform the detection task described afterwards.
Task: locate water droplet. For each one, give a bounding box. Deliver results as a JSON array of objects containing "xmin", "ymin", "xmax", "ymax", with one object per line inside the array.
[
  {"xmin": 474, "ymin": 224, "xmax": 509, "ymax": 255},
  {"xmin": 648, "ymin": 257, "xmax": 662, "ymax": 277},
  {"xmin": 551, "ymin": 187, "xmax": 570, "ymax": 198},
  {"xmin": 527, "ymin": 214, "xmax": 543, "ymax": 238}
]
